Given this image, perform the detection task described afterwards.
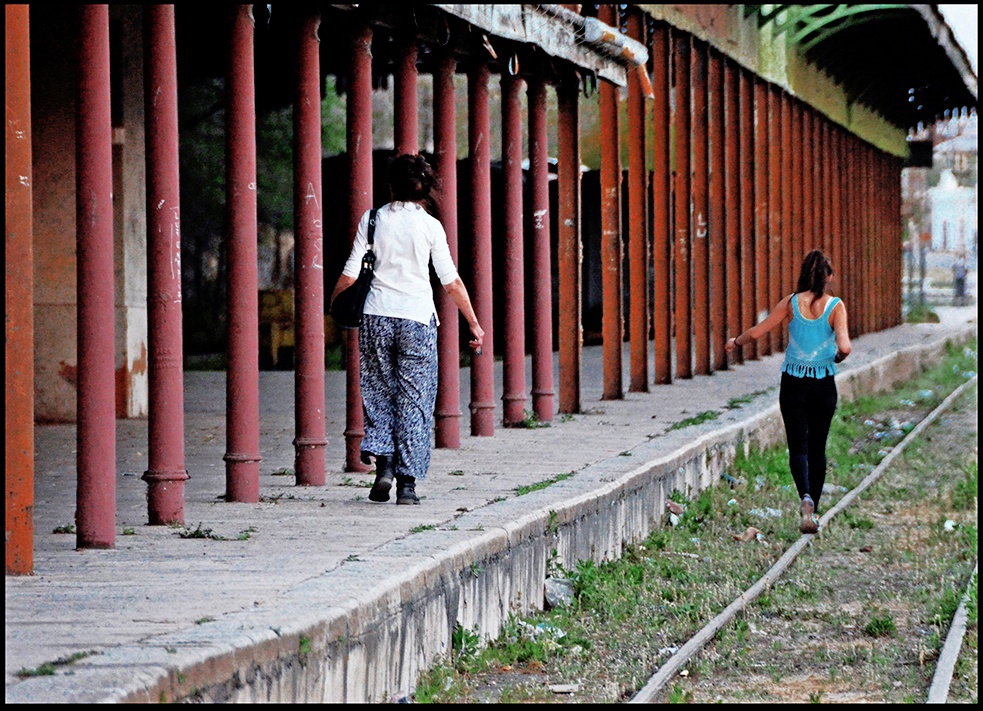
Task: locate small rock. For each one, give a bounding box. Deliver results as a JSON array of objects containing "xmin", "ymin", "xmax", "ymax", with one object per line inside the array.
[{"xmin": 549, "ymin": 684, "xmax": 579, "ymax": 694}]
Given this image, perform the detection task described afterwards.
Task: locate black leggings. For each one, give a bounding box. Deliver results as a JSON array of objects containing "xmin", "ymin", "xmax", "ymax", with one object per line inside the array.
[{"xmin": 779, "ymin": 372, "xmax": 837, "ymax": 510}]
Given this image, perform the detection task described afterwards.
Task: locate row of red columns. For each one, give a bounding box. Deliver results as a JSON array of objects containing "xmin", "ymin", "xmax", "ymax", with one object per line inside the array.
[
  {"xmin": 625, "ymin": 20, "xmax": 903, "ymax": 391},
  {"xmin": 26, "ymin": 6, "xmax": 904, "ymax": 562}
]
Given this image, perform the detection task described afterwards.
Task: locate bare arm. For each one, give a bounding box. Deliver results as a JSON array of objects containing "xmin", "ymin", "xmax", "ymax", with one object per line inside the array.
[
  {"xmin": 830, "ymin": 300, "xmax": 851, "ymax": 362},
  {"xmin": 725, "ymin": 294, "xmax": 792, "ymax": 354},
  {"xmin": 443, "ymin": 277, "xmax": 484, "ymax": 352}
]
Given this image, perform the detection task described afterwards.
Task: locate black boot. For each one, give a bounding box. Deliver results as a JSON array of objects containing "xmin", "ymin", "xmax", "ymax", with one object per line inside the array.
[
  {"xmin": 396, "ymin": 475, "xmax": 420, "ymax": 505},
  {"xmin": 368, "ymin": 455, "xmax": 394, "ymax": 503}
]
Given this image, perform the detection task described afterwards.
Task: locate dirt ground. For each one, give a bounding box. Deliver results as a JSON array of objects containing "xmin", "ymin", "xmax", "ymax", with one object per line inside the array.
[
  {"xmin": 656, "ymin": 385, "xmax": 978, "ymax": 704},
  {"xmin": 419, "ymin": 382, "xmax": 978, "ymax": 704}
]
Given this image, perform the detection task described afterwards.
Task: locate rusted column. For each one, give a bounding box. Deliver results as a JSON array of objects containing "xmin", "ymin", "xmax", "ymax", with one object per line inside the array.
[
  {"xmin": 868, "ymin": 147, "xmax": 876, "ymax": 332},
  {"xmin": 433, "ymin": 53, "xmax": 461, "ymax": 448},
  {"xmin": 557, "ymin": 80, "xmax": 582, "ymax": 412},
  {"xmin": 802, "ymin": 107, "xmax": 814, "ymax": 254},
  {"xmin": 343, "ymin": 22, "xmax": 373, "ymax": 472},
  {"xmin": 709, "ymin": 50, "xmax": 726, "ymax": 372},
  {"xmin": 651, "ymin": 23, "xmax": 672, "ymax": 384},
  {"xmin": 814, "ymin": 114, "xmax": 825, "ymax": 258},
  {"xmin": 830, "ymin": 127, "xmax": 842, "ymax": 290},
  {"xmin": 501, "ymin": 73, "xmax": 527, "ymax": 425},
  {"xmin": 627, "ymin": 11, "xmax": 648, "ymax": 391},
  {"xmin": 6, "ymin": 3, "xmax": 34, "ymax": 574},
  {"xmin": 738, "ymin": 69, "xmax": 756, "ymax": 361},
  {"xmin": 528, "ymin": 77, "xmax": 555, "ymax": 421},
  {"xmin": 822, "ymin": 120, "xmax": 832, "ymax": 259},
  {"xmin": 791, "ymin": 101, "xmax": 803, "ymax": 295},
  {"xmin": 600, "ymin": 5, "xmax": 623, "ymax": 398},
  {"xmin": 77, "ymin": 5, "xmax": 117, "ymax": 547},
  {"xmin": 224, "ymin": 5, "xmax": 261, "ymax": 503},
  {"xmin": 767, "ymin": 86, "xmax": 782, "ymax": 353},
  {"xmin": 394, "ymin": 36, "xmax": 418, "ymax": 155},
  {"xmin": 293, "ymin": 8, "xmax": 326, "ymax": 484},
  {"xmin": 673, "ymin": 31, "xmax": 692, "ymax": 379},
  {"xmin": 836, "ymin": 127, "xmax": 847, "ymax": 296},
  {"xmin": 847, "ymin": 134, "xmax": 861, "ymax": 338},
  {"xmin": 469, "ymin": 64, "xmax": 495, "ymax": 436},
  {"xmin": 143, "ymin": 5, "xmax": 188, "ymax": 526},
  {"xmin": 779, "ymin": 90, "xmax": 792, "ymax": 350},
  {"xmin": 691, "ymin": 41, "xmax": 710, "ymax": 376},
  {"xmin": 723, "ymin": 59, "xmax": 740, "ymax": 367},
  {"xmin": 753, "ymin": 79, "xmax": 770, "ymax": 357}
]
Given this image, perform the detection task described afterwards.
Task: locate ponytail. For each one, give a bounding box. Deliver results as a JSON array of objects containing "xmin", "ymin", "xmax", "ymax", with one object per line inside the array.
[{"xmin": 796, "ymin": 250, "xmax": 833, "ymax": 298}]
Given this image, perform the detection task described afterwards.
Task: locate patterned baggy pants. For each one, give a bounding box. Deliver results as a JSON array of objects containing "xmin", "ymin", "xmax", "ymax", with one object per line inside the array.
[{"xmin": 358, "ymin": 314, "xmax": 439, "ymax": 480}]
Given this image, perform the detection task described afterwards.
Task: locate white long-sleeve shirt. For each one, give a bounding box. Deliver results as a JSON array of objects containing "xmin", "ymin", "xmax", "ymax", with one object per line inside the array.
[{"xmin": 342, "ymin": 202, "xmax": 459, "ymax": 326}]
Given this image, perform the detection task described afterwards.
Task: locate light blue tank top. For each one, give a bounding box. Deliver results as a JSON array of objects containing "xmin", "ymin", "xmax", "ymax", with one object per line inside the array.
[{"xmin": 781, "ymin": 294, "xmax": 840, "ymax": 379}]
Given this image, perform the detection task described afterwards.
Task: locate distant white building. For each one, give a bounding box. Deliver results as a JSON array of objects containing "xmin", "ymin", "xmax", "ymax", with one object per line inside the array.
[{"xmin": 930, "ymin": 168, "xmax": 975, "ymax": 252}]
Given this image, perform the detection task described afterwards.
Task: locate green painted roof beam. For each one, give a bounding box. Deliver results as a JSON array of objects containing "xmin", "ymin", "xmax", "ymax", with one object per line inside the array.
[{"xmin": 795, "ymin": 5, "xmax": 910, "ymax": 51}]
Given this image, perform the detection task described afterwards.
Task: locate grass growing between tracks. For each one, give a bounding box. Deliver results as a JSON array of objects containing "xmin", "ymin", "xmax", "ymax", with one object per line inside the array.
[{"xmin": 412, "ymin": 340, "xmax": 977, "ymax": 704}]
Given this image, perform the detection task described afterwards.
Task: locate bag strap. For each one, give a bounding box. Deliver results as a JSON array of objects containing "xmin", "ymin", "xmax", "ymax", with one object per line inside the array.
[{"xmin": 367, "ymin": 209, "xmax": 378, "ymax": 250}]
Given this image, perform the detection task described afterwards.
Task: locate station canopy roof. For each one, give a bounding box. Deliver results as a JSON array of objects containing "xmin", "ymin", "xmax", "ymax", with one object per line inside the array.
[{"xmin": 745, "ymin": 4, "xmax": 978, "ymax": 129}]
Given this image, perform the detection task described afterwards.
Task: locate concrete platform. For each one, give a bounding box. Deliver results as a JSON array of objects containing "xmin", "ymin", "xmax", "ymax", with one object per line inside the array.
[{"xmin": 5, "ymin": 305, "xmax": 977, "ymax": 703}]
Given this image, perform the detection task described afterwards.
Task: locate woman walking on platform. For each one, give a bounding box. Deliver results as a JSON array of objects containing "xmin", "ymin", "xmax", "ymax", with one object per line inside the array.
[
  {"xmin": 725, "ymin": 250, "xmax": 852, "ymax": 533},
  {"xmin": 331, "ymin": 154, "xmax": 484, "ymax": 505}
]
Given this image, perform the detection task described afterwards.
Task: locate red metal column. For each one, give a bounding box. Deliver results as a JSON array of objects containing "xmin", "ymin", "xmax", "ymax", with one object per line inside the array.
[
  {"xmin": 691, "ymin": 41, "xmax": 710, "ymax": 376},
  {"xmin": 77, "ymin": 5, "xmax": 117, "ymax": 547},
  {"xmin": 433, "ymin": 53, "xmax": 461, "ymax": 448},
  {"xmin": 869, "ymin": 147, "xmax": 876, "ymax": 332},
  {"xmin": 835, "ymin": 127, "xmax": 847, "ymax": 296},
  {"xmin": 862, "ymin": 141, "xmax": 869, "ymax": 323},
  {"xmin": 224, "ymin": 5, "xmax": 261, "ymax": 503},
  {"xmin": 815, "ymin": 115, "xmax": 826, "ymax": 257},
  {"xmin": 767, "ymin": 86, "xmax": 782, "ymax": 353},
  {"xmin": 394, "ymin": 36, "xmax": 418, "ymax": 155},
  {"xmin": 791, "ymin": 101, "xmax": 803, "ymax": 291},
  {"xmin": 469, "ymin": 64, "xmax": 495, "ymax": 436},
  {"xmin": 528, "ymin": 77, "xmax": 555, "ymax": 420},
  {"xmin": 600, "ymin": 4, "xmax": 623, "ymax": 398},
  {"xmin": 858, "ymin": 143, "xmax": 868, "ymax": 335},
  {"xmin": 627, "ymin": 11, "xmax": 648, "ymax": 392},
  {"xmin": 343, "ymin": 23, "xmax": 373, "ymax": 472},
  {"xmin": 753, "ymin": 79, "xmax": 770, "ymax": 357},
  {"xmin": 822, "ymin": 120, "xmax": 832, "ymax": 259},
  {"xmin": 739, "ymin": 70, "xmax": 756, "ymax": 361},
  {"xmin": 6, "ymin": 3, "xmax": 34, "ymax": 573},
  {"xmin": 802, "ymin": 107, "xmax": 814, "ymax": 254},
  {"xmin": 143, "ymin": 5, "xmax": 188, "ymax": 526},
  {"xmin": 293, "ymin": 8, "xmax": 326, "ymax": 484},
  {"xmin": 830, "ymin": 127, "xmax": 842, "ymax": 293},
  {"xmin": 780, "ymin": 91, "xmax": 792, "ymax": 350},
  {"xmin": 651, "ymin": 23, "xmax": 672, "ymax": 384},
  {"xmin": 708, "ymin": 50, "xmax": 726, "ymax": 372},
  {"xmin": 501, "ymin": 73, "xmax": 527, "ymax": 425},
  {"xmin": 723, "ymin": 59, "xmax": 740, "ymax": 367},
  {"xmin": 557, "ymin": 80, "xmax": 582, "ymax": 412},
  {"xmin": 848, "ymin": 135, "xmax": 861, "ymax": 338},
  {"xmin": 673, "ymin": 32, "xmax": 693, "ymax": 379}
]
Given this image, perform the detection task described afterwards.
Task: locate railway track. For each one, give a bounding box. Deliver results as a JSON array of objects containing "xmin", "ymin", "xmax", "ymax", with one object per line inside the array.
[{"xmin": 631, "ymin": 375, "xmax": 978, "ymax": 704}]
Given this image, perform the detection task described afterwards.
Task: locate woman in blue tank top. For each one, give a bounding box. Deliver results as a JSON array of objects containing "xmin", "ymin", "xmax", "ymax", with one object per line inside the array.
[{"xmin": 725, "ymin": 250, "xmax": 852, "ymax": 534}]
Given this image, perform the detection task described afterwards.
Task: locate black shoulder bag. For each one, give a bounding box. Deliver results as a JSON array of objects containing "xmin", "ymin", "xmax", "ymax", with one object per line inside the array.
[{"xmin": 330, "ymin": 209, "xmax": 377, "ymax": 330}]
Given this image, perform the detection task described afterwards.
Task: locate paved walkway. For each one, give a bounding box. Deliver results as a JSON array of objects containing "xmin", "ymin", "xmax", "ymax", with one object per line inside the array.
[{"xmin": 5, "ymin": 303, "xmax": 977, "ymax": 702}]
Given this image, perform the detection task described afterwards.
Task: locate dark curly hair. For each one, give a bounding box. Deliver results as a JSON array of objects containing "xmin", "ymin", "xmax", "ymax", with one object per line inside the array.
[
  {"xmin": 387, "ymin": 153, "xmax": 440, "ymax": 217},
  {"xmin": 796, "ymin": 249, "xmax": 833, "ymax": 298}
]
